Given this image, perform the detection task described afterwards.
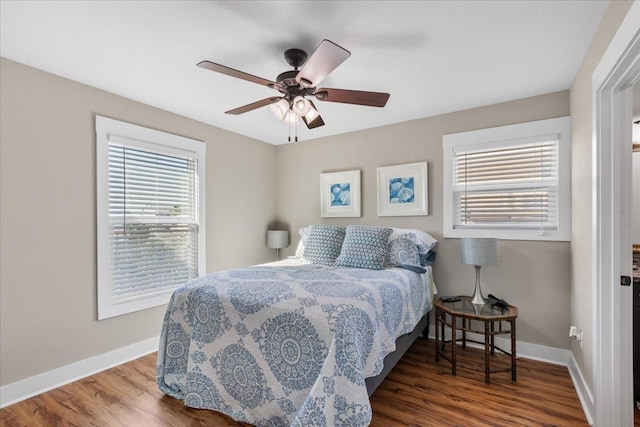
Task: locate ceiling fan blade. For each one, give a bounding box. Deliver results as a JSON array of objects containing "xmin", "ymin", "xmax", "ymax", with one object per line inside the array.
[
  {"xmin": 197, "ymin": 60, "xmax": 282, "ymax": 90},
  {"xmin": 225, "ymin": 97, "xmax": 282, "ymax": 115},
  {"xmin": 295, "ymin": 40, "xmax": 351, "ymax": 88},
  {"xmin": 303, "ymin": 114, "xmax": 325, "ymax": 129},
  {"xmin": 314, "ymin": 88, "xmax": 390, "ymax": 107}
]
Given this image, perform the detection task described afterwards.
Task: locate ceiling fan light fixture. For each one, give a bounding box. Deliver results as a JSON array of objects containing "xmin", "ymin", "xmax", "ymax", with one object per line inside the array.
[
  {"xmin": 283, "ymin": 110, "xmax": 298, "ymax": 125},
  {"xmin": 304, "ymin": 104, "xmax": 320, "ymax": 123},
  {"xmin": 269, "ymin": 98, "xmax": 289, "ymax": 120},
  {"xmin": 292, "ymin": 96, "xmax": 311, "ymax": 116}
]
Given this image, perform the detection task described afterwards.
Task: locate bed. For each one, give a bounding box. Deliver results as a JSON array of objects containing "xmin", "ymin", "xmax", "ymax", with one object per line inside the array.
[{"xmin": 156, "ymin": 225, "xmax": 437, "ymax": 427}]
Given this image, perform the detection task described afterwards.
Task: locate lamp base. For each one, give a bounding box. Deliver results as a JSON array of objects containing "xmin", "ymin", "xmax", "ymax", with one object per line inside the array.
[{"xmin": 470, "ymin": 265, "xmax": 487, "ymax": 305}]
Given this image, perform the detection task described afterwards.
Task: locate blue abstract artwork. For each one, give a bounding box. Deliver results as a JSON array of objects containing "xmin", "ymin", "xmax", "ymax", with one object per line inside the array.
[
  {"xmin": 389, "ymin": 177, "xmax": 414, "ymax": 204},
  {"xmin": 331, "ymin": 183, "xmax": 351, "ymax": 206}
]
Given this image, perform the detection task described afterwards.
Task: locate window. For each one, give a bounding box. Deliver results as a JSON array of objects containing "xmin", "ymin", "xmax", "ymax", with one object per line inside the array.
[
  {"xmin": 443, "ymin": 116, "xmax": 570, "ymax": 241},
  {"xmin": 96, "ymin": 116, "xmax": 205, "ymax": 319}
]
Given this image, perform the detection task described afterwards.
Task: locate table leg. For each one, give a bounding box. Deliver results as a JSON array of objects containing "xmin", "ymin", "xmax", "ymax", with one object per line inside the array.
[
  {"xmin": 484, "ymin": 320, "xmax": 490, "ymax": 385},
  {"xmin": 451, "ymin": 314, "xmax": 457, "ymax": 376},
  {"xmin": 511, "ymin": 319, "xmax": 517, "ymax": 381},
  {"xmin": 435, "ymin": 308, "xmax": 440, "ymax": 362},
  {"xmin": 490, "ymin": 321, "xmax": 495, "ymax": 355},
  {"xmin": 440, "ymin": 311, "xmax": 446, "ymax": 352},
  {"xmin": 462, "ymin": 317, "xmax": 467, "ymax": 348}
]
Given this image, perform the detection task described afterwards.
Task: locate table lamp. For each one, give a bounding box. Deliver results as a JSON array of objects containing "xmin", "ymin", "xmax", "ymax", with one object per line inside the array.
[
  {"xmin": 267, "ymin": 230, "xmax": 289, "ymax": 261},
  {"xmin": 460, "ymin": 237, "xmax": 498, "ymax": 305}
]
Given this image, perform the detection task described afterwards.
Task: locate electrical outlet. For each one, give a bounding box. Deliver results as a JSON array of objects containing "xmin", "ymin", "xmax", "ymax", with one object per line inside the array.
[
  {"xmin": 569, "ymin": 326, "xmax": 583, "ymax": 349},
  {"xmin": 579, "ymin": 328, "xmax": 583, "ymax": 349},
  {"xmin": 569, "ymin": 326, "xmax": 579, "ymax": 338}
]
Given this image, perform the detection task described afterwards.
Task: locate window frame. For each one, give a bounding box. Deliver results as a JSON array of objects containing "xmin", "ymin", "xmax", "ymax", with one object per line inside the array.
[
  {"xmin": 442, "ymin": 116, "xmax": 571, "ymax": 241},
  {"xmin": 96, "ymin": 116, "xmax": 206, "ymax": 320}
]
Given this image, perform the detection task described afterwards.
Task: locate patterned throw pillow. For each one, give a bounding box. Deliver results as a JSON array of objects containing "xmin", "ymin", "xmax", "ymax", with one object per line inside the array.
[
  {"xmin": 335, "ymin": 225, "xmax": 393, "ymax": 270},
  {"xmin": 385, "ymin": 233, "xmax": 421, "ymax": 266},
  {"xmin": 303, "ymin": 224, "xmax": 346, "ymax": 265}
]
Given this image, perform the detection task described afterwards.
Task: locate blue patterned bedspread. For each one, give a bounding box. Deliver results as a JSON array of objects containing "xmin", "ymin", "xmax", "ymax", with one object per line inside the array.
[{"xmin": 157, "ymin": 259, "xmax": 434, "ymax": 426}]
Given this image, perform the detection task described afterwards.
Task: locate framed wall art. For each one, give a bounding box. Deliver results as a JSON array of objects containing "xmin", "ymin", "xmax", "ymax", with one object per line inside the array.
[
  {"xmin": 377, "ymin": 162, "xmax": 428, "ymax": 216},
  {"xmin": 320, "ymin": 170, "xmax": 361, "ymax": 217}
]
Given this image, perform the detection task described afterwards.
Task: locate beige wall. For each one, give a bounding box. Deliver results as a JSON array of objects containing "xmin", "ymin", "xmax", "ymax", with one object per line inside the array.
[
  {"xmin": 0, "ymin": 58, "xmax": 277, "ymax": 386},
  {"xmin": 276, "ymin": 91, "xmax": 571, "ymax": 349},
  {"xmin": 568, "ymin": 0, "xmax": 634, "ymax": 392}
]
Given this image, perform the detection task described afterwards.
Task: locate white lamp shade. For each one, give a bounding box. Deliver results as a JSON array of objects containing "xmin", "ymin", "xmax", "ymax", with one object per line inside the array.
[
  {"xmin": 269, "ymin": 99, "xmax": 289, "ymax": 120},
  {"xmin": 292, "ymin": 96, "xmax": 311, "ymax": 116},
  {"xmin": 304, "ymin": 104, "xmax": 320, "ymax": 123},
  {"xmin": 460, "ymin": 238, "xmax": 497, "ymax": 266},
  {"xmin": 282, "ymin": 110, "xmax": 298, "ymax": 125},
  {"xmin": 267, "ymin": 230, "xmax": 289, "ymax": 249}
]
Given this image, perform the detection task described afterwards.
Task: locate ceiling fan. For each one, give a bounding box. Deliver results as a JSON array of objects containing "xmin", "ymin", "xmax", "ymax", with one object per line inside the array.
[{"xmin": 197, "ymin": 39, "xmax": 390, "ymax": 131}]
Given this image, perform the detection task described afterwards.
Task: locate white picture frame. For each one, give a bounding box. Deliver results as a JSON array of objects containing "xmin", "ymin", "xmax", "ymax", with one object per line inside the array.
[
  {"xmin": 320, "ymin": 170, "xmax": 361, "ymax": 217},
  {"xmin": 377, "ymin": 162, "xmax": 428, "ymax": 216}
]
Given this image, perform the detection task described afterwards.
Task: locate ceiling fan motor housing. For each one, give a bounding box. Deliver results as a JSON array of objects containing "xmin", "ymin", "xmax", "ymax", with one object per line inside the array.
[
  {"xmin": 277, "ymin": 49, "xmax": 316, "ymax": 96},
  {"xmin": 284, "ymin": 48, "xmax": 307, "ymax": 69}
]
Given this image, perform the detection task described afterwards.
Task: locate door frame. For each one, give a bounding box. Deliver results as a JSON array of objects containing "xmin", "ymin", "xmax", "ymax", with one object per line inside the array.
[{"xmin": 592, "ymin": 3, "xmax": 640, "ymax": 426}]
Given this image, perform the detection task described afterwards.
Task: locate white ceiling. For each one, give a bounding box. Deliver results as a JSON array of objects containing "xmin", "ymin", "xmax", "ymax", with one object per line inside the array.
[{"xmin": 0, "ymin": 0, "xmax": 609, "ymax": 145}]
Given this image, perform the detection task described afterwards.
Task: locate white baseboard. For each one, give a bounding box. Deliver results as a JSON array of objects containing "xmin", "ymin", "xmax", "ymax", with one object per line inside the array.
[
  {"xmin": 427, "ymin": 324, "xmax": 571, "ymax": 366},
  {"xmin": 427, "ymin": 324, "xmax": 594, "ymax": 424},
  {"xmin": 0, "ymin": 336, "xmax": 159, "ymax": 409},
  {"xmin": 1, "ymin": 328, "xmax": 595, "ymax": 426},
  {"xmin": 567, "ymin": 352, "xmax": 594, "ymax": 426}
]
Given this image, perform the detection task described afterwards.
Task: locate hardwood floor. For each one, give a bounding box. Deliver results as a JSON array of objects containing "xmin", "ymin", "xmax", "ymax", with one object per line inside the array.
[{"xmin": 0, "ymin": 337, "xmax": 620, "ymax": 427}]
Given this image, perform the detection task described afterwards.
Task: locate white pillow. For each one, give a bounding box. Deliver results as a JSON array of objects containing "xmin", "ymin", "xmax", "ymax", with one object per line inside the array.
[
  {"xmin": 389, "ymin": 227, "xmax": 437, "ymax": 253},
  {"xmin": 294, "ymin": 227, "xmax": 310, "ymax": 258}
]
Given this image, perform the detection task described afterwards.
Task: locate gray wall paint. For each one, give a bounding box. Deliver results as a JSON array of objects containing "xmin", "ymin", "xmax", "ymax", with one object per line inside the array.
[
  {"xmin": 0, "ymin": 58, "xmax": 277, "ymax": 386},
  {"xmin": 276, "ymin": 91, "xmax": 571, "ymax": 349}
]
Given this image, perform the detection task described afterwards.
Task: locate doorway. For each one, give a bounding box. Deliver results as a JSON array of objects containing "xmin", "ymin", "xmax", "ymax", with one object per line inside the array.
[
  {"xmin": 592, "ymin": 4, "xmax": 640, "ymax": 425},
  {"xmin": 633, "ymin": 82, "xmax": 640, "ymax": 416}
]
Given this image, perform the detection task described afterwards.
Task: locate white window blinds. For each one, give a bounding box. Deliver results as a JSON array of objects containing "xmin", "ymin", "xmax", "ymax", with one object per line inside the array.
[
  {"xmin": 96, "ymin": 116, "xmax": 205, "ymax": 320},
  {"xmin": 108, "ymin": 142, "xmax": 199, "ymax": 303},
  {"xmin": 452, "ymin": 137, "xmax": 559, "ymax": 231},
  {"xmin": 442, "ymin": 116, "xmax": 570, "ymax": 241}
]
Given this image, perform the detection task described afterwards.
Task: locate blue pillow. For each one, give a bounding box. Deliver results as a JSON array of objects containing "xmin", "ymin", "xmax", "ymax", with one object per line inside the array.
[
  {"xmin": 335, "ymin": 225, "xmax": 393, "ymax": 270},
  {"xmin": 386, "ymin": 233, "xmax": 421, "ymax": 267},
  {"xmin": 303, "ymin": 224, "xmax": 346, "ymax": 265}
]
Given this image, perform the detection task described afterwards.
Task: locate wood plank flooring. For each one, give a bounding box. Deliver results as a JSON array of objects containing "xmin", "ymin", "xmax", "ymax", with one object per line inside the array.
[{"xmin": 0, "ymin": 337, "xmax": 633, "ymax": 426}]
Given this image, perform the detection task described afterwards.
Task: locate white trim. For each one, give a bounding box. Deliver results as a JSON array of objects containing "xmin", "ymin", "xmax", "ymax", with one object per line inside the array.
[
  {"xmin": 442, "ymin": 116, "xmax": 571, "ymax": 241},
  {"xmin": 3, "ymin": 330, "xmax": 588, "ymax": 422},
  {"xmin": 429, "ymin": 325, "xmax": 594, "ymax": 424},
  {"xmin": 568, "ymin": 352, "xmax": 595, "ymax": 426},
  {"xmin": 0, "ymin": 336, "xmax": 159, "ymax": 409},
  {"xmin": 95, "ymin": 115, "xmax": 206, "ymax": 320},
  {"xmin": 591, "ymin": 3, "xmax": 640, "ymax": 426},
  {"xmin": 428, "ymin": 325, "xmax": 570, "ymax": 366}
]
